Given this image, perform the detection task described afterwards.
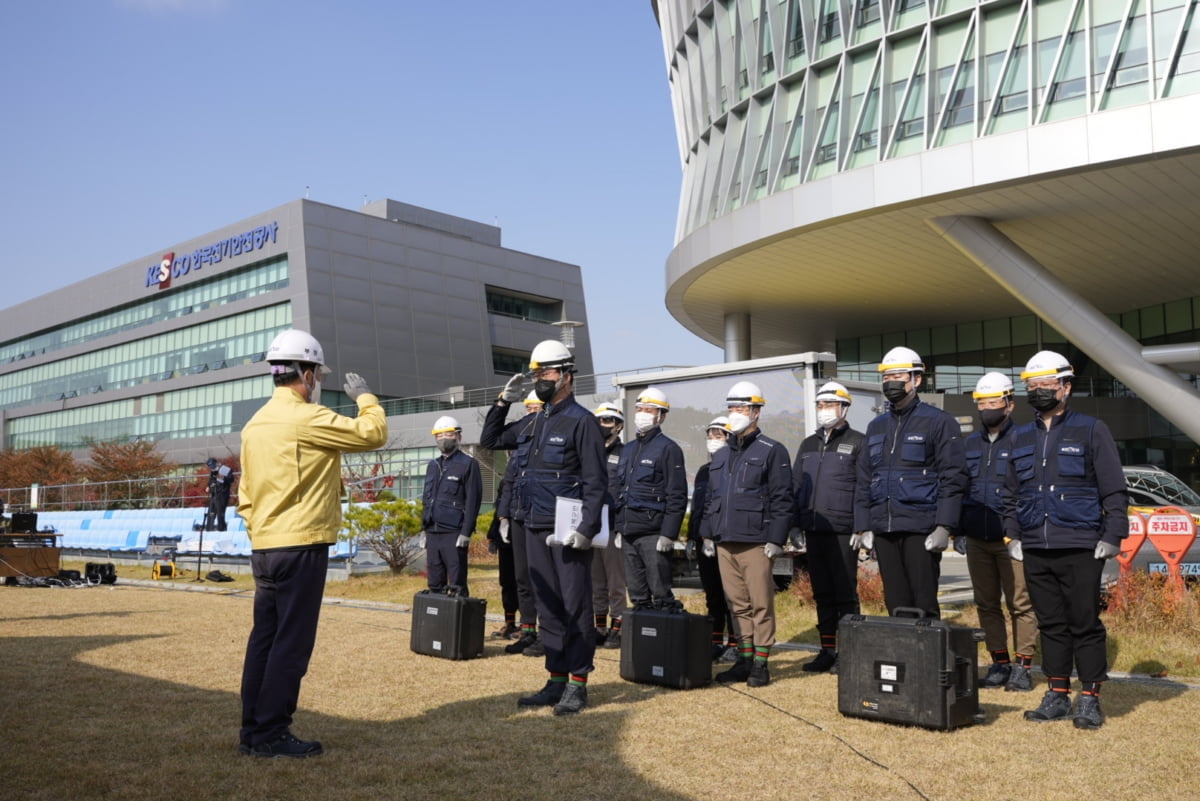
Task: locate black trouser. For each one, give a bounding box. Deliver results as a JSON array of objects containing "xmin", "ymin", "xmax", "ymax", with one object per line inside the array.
[
  {"xmin": 1023, "ymin": 547, "xmax": 1108, "ymax": 683},
  {"xmin": 496, "ymin": 541, "xmax": 518, "ymax": 615},
  {"xmin": 806, "ymin": 531, "xmax": 860, "ymax": 638},
  {"xmin": 426, "ymin": 531, "xmax": 468, "ymax": 595},
  {"xmin": 207, "ymin": 493, "xmax": 229, "ymax": 531},
  {"xmin": 623, "ymin": 534, "xmax": 673, "ymax": 606},
  {"xmin": 874, "ymin": 531, "xmax": 941, "ymax": 618},
  {"xmin": 525, "ymin": 526, "xmax": 595, "ymax": 675},
  {"xmin": 696, "ymin": 546, "xmax": 734, "ymax": 640},
  {"xmin": 240, "ymin": 545, "xmax": 328, "ymax": 746},
  {"xmin": 510, "ymin": 519, "xmax": 537, "ymax": 626}
]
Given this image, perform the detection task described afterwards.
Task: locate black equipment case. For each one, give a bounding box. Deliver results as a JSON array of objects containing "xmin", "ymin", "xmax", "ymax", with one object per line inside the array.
[
  {"xmin": 837, "ymin": 607, "xmax": 985, "ymax": 730},
  {"xmin": 619, "ymin": 604, "xmax": 711, "ymax": 689},
  {"xmin": 409, "ymin": 590, "xmax": 486, "ymax": 660}
]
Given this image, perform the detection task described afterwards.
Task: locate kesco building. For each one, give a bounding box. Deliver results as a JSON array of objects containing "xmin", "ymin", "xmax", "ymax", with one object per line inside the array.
[{"xmin": 651, "ymin": 0, "xmax": 1200, "ymax": 481}]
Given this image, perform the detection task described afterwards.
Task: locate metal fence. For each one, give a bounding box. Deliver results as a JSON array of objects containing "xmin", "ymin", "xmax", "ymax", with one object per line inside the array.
[{"xmin": 0, "ymin": 475, "xmax": 219, "ymax": 513}]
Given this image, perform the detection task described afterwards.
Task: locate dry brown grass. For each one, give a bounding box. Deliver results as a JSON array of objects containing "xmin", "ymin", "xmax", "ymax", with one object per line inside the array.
[{"xmin": 2, "ymin": 579, "xmax": 1198, "ymax": 801}]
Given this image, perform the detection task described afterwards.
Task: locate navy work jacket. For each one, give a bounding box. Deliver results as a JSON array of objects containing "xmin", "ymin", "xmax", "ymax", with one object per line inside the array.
[
  {"xmin": 792, "ymin": 424, "xmax": 864, "ymax": 534},
  {"xmin": 614, "ymin": 427, "xmax": 688, "ymax": 540},
  {"xmin": 700, "ymin": 428, "xmax": 794, "ymax": 546},
  {"xmin": 422, "ymin": 449, "xmax": 482, "ymax": 538},
  {"xmin": 853, "ymin": 399, "xmax": 967, "ymax": 535}
]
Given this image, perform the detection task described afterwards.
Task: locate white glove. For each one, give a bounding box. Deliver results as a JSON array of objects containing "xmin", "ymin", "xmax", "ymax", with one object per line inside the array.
[
  {"xmin": 850, "ymin": 531, "xmax": 874, "ymax": 551},
  {"xmin": 343, "ymin": 372, "xmax": 371, "ymax": 400},
  {"xmin": 614, "ymin": 532, "xmax": 622, "ymax": 549},
  {"xmin": 456, "ymin": 534, "xmax": 470, "ymax": 548},
  {"xmin": 561, "ymin": 530, "xmax": 592, "ymax": 550},
  {"xmin": 954, "ymin": 535, "xmax": 967, "ymax": 555},
  {"xmin": 1094, "ymin": 540, "xmax": 1120, "ymax": 560},
  {"xmin": 925, "ymin": 525, "xmax": 951, "ymax": 552},
  {"xmin": 656, "ymin": 535, "xmax": 675, "ymax": 553},
  {"xmin": 763, "ymin": 542, "xmax": 783, "ymax": 559},
  {"xmin": 499, "ymin": 518, "xmax": 510, "ymax": 544},
  {"xmin": 702, "ymin": 538, "xmax": 715, "ymax": 558},
  {"xmin": 1006, "ymin": 537, "xmax": 1023, "ymax": 562},
  {"xmin": 499, "ymin": 373, "xmax": 525, "ymax": 403}
]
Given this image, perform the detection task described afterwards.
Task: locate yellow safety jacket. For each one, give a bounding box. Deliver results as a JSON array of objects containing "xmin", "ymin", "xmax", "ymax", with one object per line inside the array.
[{"xmin": 238, "ymin": 387, "xmax": 388, "ymax": 550}]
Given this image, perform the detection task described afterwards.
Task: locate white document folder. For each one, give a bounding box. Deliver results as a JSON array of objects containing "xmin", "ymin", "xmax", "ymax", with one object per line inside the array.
[{"xmin": 548, "ymin": 496, "xmax": 610, "ymax": 548}]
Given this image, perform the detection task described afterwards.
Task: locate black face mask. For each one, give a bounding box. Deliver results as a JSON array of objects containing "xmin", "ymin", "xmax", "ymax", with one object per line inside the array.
[
  {"xmin": 599, "ymin": 423, "xmax": 616, "ymax": 437},
  {"xmin": 534, "ymin": 379, "xmax": 558, "ymax": 403},
  {"xmin": 979, "ymin": 408, "xmax": 1008, "ymax": 429},
  {"xmin": 882, "ymin": 380, "xmax": 910, "ymax": 404},
  {"xmin": 438, "ymin": 439, "xmax": 458, "ymax": 455},
  {"xmin": 1027, "ymin": 388, "xmax": 1061, "ymax": 412}
]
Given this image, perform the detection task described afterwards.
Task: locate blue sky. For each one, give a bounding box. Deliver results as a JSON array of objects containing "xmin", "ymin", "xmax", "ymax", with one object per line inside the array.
[{"xmin": 0, "ymin": 0, "xmax": 723, "ymax": 375}]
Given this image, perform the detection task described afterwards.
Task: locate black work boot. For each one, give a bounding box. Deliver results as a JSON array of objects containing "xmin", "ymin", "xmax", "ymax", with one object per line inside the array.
[
  {"xmin": 522, "ymin": 638, "xmax": 546, "ymax": 657},
  {"xmin": 251, "ymin": 731, "xmax": 323, "ymax": 758},
  {"xmin": 715, "ymin": 657, "xmax": 752, "ymax": 683},
  {"xmin": 747, "ymin": 660, "xmax": 771, "ymax": 688},
  {"xmin": 1072, "ymin": 694, "xmax": 1104, "ymax": 730},
  {"xmin": 552, "ymin": 684, "xmax": 588, "ymax": 716},
  {"xmin": 517, "ymin": 680, "xmax": 566, "ymax": 708},
  {"xmin": 803, "ymin": 648, "xmax": 837, "ymax": 673},
  {"xmin": 1004, "ymin": 664, "xmax": 1034, "ymax": 692},
  {"xmin": 505, "ymin": 631, "xmax": 537, "ymax": 655},
  {"xmin": 1023, "ymin": 690, "xmax": 1072, "ymax": 722},
  {"xmin": 980, "ymin": 662, "xmax": 1012, "ymax": 688}
]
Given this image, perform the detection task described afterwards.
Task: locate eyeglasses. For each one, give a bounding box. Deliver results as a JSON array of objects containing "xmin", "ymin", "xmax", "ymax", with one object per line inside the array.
[
  {"xmin": 815, "ymin": 401, "xmax": 844, "ymax": 410},
  {"xmin": 530, "ymin": 367, "xmax": 561, "ymax": 381}
]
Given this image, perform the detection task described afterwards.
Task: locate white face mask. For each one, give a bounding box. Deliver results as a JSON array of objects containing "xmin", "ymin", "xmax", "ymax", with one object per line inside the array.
[
  {"xmin": 727, "ymin": 411, "xmax": 753, "ymax": 434},
  {"xmin": 706, "ymin": 438, "xmax": 726, "ymax": 455},
  {"xmin": 816, "ymin": 408, "xmax": 842, "ymax": 429},
  {"xmin": 634, "ymin": 411, "xmax": 658, "ymax": 433},
  {"xmin": 306, "ymin": 374, "xmax": 322, "ymax": 406}
]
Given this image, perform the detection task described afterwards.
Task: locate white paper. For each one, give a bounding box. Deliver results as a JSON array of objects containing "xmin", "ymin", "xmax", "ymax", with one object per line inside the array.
[{"xmin": 548, "ymin": 496, "xmax": 609, "ymax": 548}]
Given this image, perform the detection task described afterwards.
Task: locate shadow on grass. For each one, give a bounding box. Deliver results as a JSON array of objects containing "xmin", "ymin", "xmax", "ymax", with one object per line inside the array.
[{"xmin": 0, "ymin": 631, "xmax": 696, "ymax": 801}]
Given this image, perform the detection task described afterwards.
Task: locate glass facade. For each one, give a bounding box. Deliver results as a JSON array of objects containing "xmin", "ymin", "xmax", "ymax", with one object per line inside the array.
[
  {"xmin": 835, "ymin": 295, "xmax": 1200, "ymax": 398},
  {"xmin": 0, "ymin": 257, "xmax": 289, "ymax": 365},
  {"xmin": 0, "ymin": 304, "xmax": 292, "ymax": 411},
  {"xmin": 662, "ymin": 0, "xmax": 1200, "ymax": 240},
  {"xmin": 7, "ymin": 376, "xmax": 274, "ymax": 450}
]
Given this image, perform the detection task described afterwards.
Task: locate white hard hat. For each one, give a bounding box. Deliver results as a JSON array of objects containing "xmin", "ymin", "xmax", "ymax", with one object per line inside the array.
[
  {"xmin": 815, "ymin": 381, "xmax": 852, "ymax": 405},
  {"xmin": 706, "ymin": 416, "xmax": 731, "ymax": 432},
  {"xmin": 1020, "ymin": 350, "xmax": 1074, "ymax": 382},
  {"xmin": 636, "ymin": 387, "xmax": 670, "ymax": 411},
  {"xmin": 726, "ymin": 381, "xmax": 765, "ymax": 407},
  {"xmin": 878, "ymin": 346, "xmax": 924, "ymax": 374},
  {"xmin": 973, "ymin": 372, "xmax": 1014, "ymax": 400},
  {"xmin": 523, "ymin": 390, "xmax": 544, "ymax": 407},
  {"xmin": 529, "ymin": 340, "xmax": 574, "ymax": 371},
  {"xmin": 593, "ymin": 402, "xmax": 624, "ymax": 421},
  {"xmin": 431, "ymin": 416, "xmax": 461, "ymax": 436},
  {"xmin": 267, "ymin": 329, "xmax": 330, "ymax": 375}
]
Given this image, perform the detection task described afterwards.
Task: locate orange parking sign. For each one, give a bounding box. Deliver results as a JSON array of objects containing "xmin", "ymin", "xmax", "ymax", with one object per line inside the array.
[
  {"xmin": 1146, "ymin": 506, "xmax": 1198, "ymax": 587},
  {"xmin": 1117, "ymin": 512, "xmax": 1147, "ymax": 575}
]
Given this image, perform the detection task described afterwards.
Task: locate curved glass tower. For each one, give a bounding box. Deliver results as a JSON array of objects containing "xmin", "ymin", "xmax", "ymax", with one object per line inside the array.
[{"xmin": 653, "ymin": 0, "xmax": 1200, "ymax": 464}]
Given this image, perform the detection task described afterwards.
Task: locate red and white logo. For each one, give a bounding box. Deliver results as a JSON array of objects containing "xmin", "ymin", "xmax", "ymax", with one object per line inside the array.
[{"xmin": 157, "ymin": 253, "xmax": 174, "ymax": 289}]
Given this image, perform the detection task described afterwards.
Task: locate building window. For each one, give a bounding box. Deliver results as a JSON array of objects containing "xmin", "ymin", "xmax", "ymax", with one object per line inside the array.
[
  {"xmin": 857, "ymin": 0, "xmax": 880, "ymax": 27},
  {"xmin": 491, "ymin": 347, "xmax": 528, "ymax": 376},
  {"xmin": 485, "ymin": 287, "xmax": 562, "ymax": 323},
  {"xmin": 820, "ymin": 11, "xmax": 840, "ymax": 44}
]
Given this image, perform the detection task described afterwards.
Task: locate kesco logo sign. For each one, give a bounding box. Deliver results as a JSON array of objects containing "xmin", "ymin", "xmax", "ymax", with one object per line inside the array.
[{"xmin": 145, "ymin": 221, "xmax": 278, "ymax": 290}]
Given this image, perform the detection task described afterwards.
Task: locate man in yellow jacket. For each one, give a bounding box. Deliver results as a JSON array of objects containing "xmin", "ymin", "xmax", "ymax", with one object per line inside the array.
[{"xmin": 237, "ymin": 329, "xmax": 388, "ymax": 758}]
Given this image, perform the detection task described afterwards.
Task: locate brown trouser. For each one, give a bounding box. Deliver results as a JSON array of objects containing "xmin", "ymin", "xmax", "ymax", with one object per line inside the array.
[
  {"xmin": 717, "ymin": 541, "xmax": 775, "ymax": 650},
  {"xmin": 965, "ymin": 537, "xmax": 1039, "ymax": 656}
]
